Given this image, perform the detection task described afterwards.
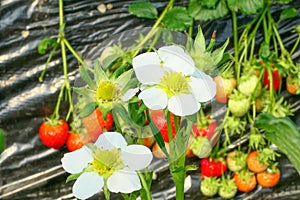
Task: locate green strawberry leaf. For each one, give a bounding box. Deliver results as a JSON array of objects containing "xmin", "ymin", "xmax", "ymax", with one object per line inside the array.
[
  {"xmin": 194, "ymin": 26, "xmax": 206, "ymax": 52},
  {"xmin": 38, "ymin": 38, "xmax": 58, "ymax": 55},
  {"xmin": 201, "ymin": 0, "xmax": 219, "ymax": 8},
  {"xmin": 66, "ymin": 172, "xmax": 82, "ymax": 183},
  {"xmin": 79, "ymin": 66, "xmax": 97, "ymax": 90},
  {"xmin": 211, "ymin": 38, "xmax": 230, "ymax": 65},
  {"xmin": 275, "ymin": 0, "xmax": 294, "ymax": 4},
  {"xmin": 227, "ymin": 0, "xmax": 264, "ymax": 14},
  {"xmin": 0, "ymin": 128, "xmax": 5, "ymax": 153},
  {"xmin": 279, "ymin": 7, "xmax": 298, "ymax": 22},
  {"xmin": 94, "ymin": 60, "xmax": 108, "ymax": 84},
  {"xmin": 163, "ymin": 7, "xmax": 193, "ymax": 31},
  {"xmin": 188, "ymin": 0, "xmax": 228, "ymax": 21},
  {"xmin": 79, "ymin": 102, "xmax": 96, "ymax": 118},
  {"xmin": 128, "ymin": 1, "xmax": 158, "ymax": 19},
  {"xmin": 254, "ymin": 113, "xmax": 300, "ymax": 175}
]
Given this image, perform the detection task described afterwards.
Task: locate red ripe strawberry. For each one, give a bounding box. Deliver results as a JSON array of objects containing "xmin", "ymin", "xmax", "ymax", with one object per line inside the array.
[
  {"xmin": 82, "ymin": 108, "xmax": 113, "ymax": 142},
  {"xmin": 39, "ymin": 119, "xmax": 69, "ymax": 149},
  {"xmin": 201, "ymin": 157, "xmax": 227, "ymax": 177},
  {"xmin": 150, "ymin": 110, "xmax": 179, "ymax": 142},
  {"xmin": 192, "ymin": 118, "xmax": 217, "ymax": 141},
  {"xmin": 66, "ymin": 132, "xmax": 87, "ymax": 152},
  {"xmin": 263, "ymin": 67, "xmax": 281, "ymax": 91}
]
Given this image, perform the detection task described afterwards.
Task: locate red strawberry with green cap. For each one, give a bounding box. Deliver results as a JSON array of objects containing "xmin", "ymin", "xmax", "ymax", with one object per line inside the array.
[
  {"xmin": 39, "ymin": 119, "xmax": 69, "ymax": 149},
  {"xmin": 201, "ymin": 157, "xmax": 227, "ymax": 177}
]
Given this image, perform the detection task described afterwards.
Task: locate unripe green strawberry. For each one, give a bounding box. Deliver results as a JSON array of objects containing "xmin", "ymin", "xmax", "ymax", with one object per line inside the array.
[
  {"xmin": 226, "ymin": 150, "xmax": 247, "ymax": 172},
  {"xmin": 200, "ymin": 177, "xmax": 219, "ymax": 197},
  {"xmin": 228, "ymin": 90, "xmax": 250, "ymax": 117},
  {"xmin": 218, "ymin": 176, "xmax": 238, "ymax": 199},
  {"xmin": 190, "ymin": 136, "xmax": 212, "ymax": 158},
  {"xmin": 238, "ymin": 74, "xmax": 261, "ymax": 97}
]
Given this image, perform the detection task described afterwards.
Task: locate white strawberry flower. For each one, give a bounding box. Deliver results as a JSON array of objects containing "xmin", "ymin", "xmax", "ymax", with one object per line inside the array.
[
  {"xmin": 61, "ymin": 132, "xmax": 153, "ymax": 199},
  {"xmin": 132, "ymin": 45, "xmax": 216, "ymax": 116}
]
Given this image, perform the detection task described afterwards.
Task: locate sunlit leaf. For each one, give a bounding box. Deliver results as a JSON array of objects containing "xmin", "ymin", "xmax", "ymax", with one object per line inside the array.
[
  {"xmin": 188, "ymin": 0, "xmax": 228, "ymax": 21},
  {"xmin": 128, "ymin": 1, "xmax": 158, "ymax": 19},
  {"xmin": 279, "ymin": 7, "xmax": 298, "ymax": 22},
  {"xmin": 163, "ymin": 7, "xmax": 193, "ymax": 31},
  {"xmin": 227, "ymin": 0, "xmax": 263, "ymax": 14}
]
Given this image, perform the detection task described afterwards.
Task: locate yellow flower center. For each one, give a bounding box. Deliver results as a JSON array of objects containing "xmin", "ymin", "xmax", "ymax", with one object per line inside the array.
[
  {"xmin": 95, "ymin": 81, "xmax": 119, "ymax": 103},
  {"xmin": 160, "ymin": 71, "xmax": 190, "ymax": 96},
  {"xmin": 87, "ymin": 148, "xmax": 125, "ymax": 178}
]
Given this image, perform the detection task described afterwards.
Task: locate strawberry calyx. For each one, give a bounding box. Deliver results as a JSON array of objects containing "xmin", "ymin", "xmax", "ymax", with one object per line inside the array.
[
  {"xmin": 45, "ymin": 117, "xmax": 65, "ymax": 127},
  {"xmin": 257, "ymin": 148, "xmax": 280, "ymax": 166},
  {"xmin": 236, "ymin": 169, "xmax": 255, "ymax": 181},
  {"xmin": 267, "ymin": 162, "xmax": 280, "ymax": 174}
]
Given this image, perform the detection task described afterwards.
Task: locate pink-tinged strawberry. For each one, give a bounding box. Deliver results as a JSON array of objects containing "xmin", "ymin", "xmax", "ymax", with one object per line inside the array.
[
  {"xmin": 228, "ymin": 90, "xmax": 250, "ymax": 117},
  {"xmin": 238, "ymin": 74, "xmax": 261, "ymax": 97},
  {"xmin": 213, "ymin": 74, "xmax": 237, "ymax": 103},
  {"xmin": 200, "ymin": 176, "xmax": 219, "ymax": 197},
  {"xmin": 82, "ymin": 108, "xmax": 113, "ymax": 142},
  {"xmin": 39, "ymin": 119, "xmax": 69, "ymax": 149},
  {"xmin": 201, "ymin": 157, "xmax": 227, "ymax": 177},
  {"xmin": 150, "ymin": 110, "xmax": 179, "ymax": 142}
]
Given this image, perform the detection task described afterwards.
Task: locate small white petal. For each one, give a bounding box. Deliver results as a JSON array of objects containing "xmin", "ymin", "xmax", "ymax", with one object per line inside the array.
[
  {"xmin": 184, "ymin": 175, "xmax": 192, "ymax": 192},
  {"xmin": 95, "ymin": 132, "xmax": 127, "ymax": 150},
  {"xmin": 107, "ymin": 169, "xmax": 141, "ymax": 193},
  {"xmin": 73, "ymin": 172, "xmax": 104, "ymax": 199},
  {"xmin": 133, "ymin": 52, "xmax": 165, "ymax": 84},
  {"xmin": 168, "ymin": 94, "xmax": 200, "ymax": 116},
  {"xmin": 121, "ymin": 144, "xmax": 153, "ymax": 170},
  {"xmin": 121, "ymin": 87, "xmax": 139, "ymax": 101},
  {"xmin": 61, "ymin": 146, "xmax": 93, "ymax": 174},
  {"xmin": 138, "ymin": 87, "xmax": 168, "ymax": 110},
  {"xmin": 189, "ymin": 76, "xmax": 216, "ymax": 102},
  {"xmin": 158, "ymin": 45, "xmax": 195, "ymax": 75}
]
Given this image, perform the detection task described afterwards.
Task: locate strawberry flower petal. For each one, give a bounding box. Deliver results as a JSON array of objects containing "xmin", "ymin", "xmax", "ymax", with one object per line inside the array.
[
  {"xmin": 61, "ymin": 146, "xmax": 93, "ymax": 174},
  {"xmin": 189, "ymin": 76, "xmax": 216, "ymax": 102},
  {"xmin": 168, "ymin": 94, "xmax": 200, "ymax": 116},
  {"xmin": 158, "ymin": 45, "xmax": 195, "ymax": 75},
  {"xmin": 132, "ymin": 52, "xmax": 165, "ymax": 84},
  {"xmin": 138, "ymin": 87, "xmax": 168, "ymax": 110},
  {"xmin": 107, "ymin": 169, "xmax": 141, "ymax": 193},
  {"xmin": 121, "ymin": 144, "xmax": 153, "ymax": 170},
  {"xmin": 94, "ymin": 132, "xmax": 127, "ymax": 150},
  {"xmin": 72, "ymin": 172, "xmax": 104, "ymax": 199}
]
